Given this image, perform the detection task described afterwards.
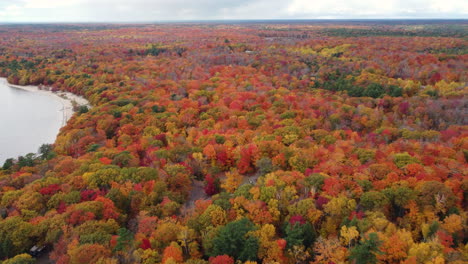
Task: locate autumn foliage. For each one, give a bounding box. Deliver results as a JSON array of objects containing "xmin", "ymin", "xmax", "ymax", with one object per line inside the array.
[{"xmin": 0, "ymin": 22, "xmax": 466, "ymax": 263}]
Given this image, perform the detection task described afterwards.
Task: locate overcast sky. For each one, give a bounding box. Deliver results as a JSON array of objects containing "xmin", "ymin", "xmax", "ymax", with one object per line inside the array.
[{"xmin": 0, "ymin": 0, "xmax": 467, "ymax": 22}]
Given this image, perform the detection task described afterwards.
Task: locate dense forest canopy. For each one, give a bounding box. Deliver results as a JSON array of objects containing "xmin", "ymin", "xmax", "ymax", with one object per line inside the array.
[{"xmin": 0, "ymin": 21, "xmax": 466, "ymax": 264}]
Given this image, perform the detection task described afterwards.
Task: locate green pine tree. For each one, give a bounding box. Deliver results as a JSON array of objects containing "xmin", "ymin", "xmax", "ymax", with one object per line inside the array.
[
  {"xmin": 210, "ymin": 218, "xmax": 258, "ymax": 262},
  {"xmin": 349, "ymin": 233, "xmax": 382, "ymax": 264},
  {"xmin": 284, "ymin": 222, "xmax": 316, "ymax": 249}
]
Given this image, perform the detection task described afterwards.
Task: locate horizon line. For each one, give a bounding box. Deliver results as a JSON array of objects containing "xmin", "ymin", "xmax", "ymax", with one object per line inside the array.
[{"xmin": 1, "ymin": 18, "xmax": 467, "ymax": 25}]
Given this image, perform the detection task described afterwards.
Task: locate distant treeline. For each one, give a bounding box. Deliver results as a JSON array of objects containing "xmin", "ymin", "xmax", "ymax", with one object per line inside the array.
[{"xmin": 321, "ymin": 25, "xmax": 468, "ymax": 38}]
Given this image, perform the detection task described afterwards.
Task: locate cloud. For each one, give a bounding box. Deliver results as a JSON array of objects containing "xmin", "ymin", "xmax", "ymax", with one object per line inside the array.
[
  {"xmin": 288, "ymin": 0, "xmax": 395, "ymax": 16},
  {"xmin": 23, "ymin": 0, "xmax": 85, "ymax": 9},
  {"xmin": 287, "ymin": 0, "xmax": 468, "ymax": 18},
  {"xmin": 0, "ymin": 0, "xmax": 466, "ymax": 22}
]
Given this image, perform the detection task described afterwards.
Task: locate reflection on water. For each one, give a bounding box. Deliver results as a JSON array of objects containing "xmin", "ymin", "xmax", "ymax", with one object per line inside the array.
[{"xmin": 0, "ymin": 79, "xmax": 63, "ymax": 164}]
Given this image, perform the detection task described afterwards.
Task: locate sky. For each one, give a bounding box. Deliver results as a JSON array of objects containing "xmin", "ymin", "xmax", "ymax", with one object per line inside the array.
[{"xmin": 0, "ymin": 0, "xmax": 467, "ymax": 22}]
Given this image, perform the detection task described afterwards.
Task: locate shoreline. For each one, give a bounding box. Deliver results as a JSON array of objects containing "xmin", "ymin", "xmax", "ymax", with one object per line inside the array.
[{"xmin": 0, "ymin": 78, "xmax": 90, "ymax": 127}]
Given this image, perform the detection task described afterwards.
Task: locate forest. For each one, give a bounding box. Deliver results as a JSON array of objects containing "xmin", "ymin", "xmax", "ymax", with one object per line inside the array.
[{"xmin": 0, "ymin": 21, "xmax": 466, "ymax": 264}]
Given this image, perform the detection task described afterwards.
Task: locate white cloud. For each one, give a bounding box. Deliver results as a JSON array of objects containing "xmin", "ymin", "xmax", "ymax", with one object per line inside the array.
[
  {"xmin": 288, "ymin": 0, "xmax": 468, "ymax": 18},
  {"xmin": 0, "ymin": 0, "xmax": 466, "ymax": 22},
  {"xmin": 428, "ymin": 0, "xmax": 468, "ymax": 13},
  {"xmin": 23, "ymin": 0, "xmax": 86, "ymax": 9},
  {"xmin": 2, "ymin": 4, "xmax": 22, "ymax": 17}
]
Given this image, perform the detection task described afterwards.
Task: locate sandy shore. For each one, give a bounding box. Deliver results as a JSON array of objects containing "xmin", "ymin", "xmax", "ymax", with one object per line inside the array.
[{"xmin": 0, "ymin": 78, "xmax": 90, "ymax": 126}]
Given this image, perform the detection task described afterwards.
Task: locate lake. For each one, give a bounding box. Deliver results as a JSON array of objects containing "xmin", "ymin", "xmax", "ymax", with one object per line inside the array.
[{"xmin": 0, "ymin": 78, "xmax": 64, "ymax": 164}]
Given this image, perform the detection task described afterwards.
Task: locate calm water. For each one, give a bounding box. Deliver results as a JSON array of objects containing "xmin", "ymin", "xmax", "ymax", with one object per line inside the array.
[{"xmin": 0, "ymin": 78, "xmax": 63, "ymax": 164}]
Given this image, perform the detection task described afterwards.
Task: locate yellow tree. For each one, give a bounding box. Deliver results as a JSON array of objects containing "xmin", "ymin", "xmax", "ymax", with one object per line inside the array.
[
  {"xmin": 312, "ymin": 236, "xmax": 348, "ymax": 264},
  {"xmin": 322, "ymin": 196, "xmax": 356, "ymax": 236},
  {"xmin": 2, "ymin": 254, "xmax": 35, "ymax": 264},
  {"xmin": 68, "ymin": 242, "xmax": 112, "ymax": 264},
  {"xmin": 221, "ymin": 169, "xmax": 243, "ymax": 193},
  {"xmin": 198, "ymin": 205, "xmax": 227, "ymax": 228},
  {"xmin": 254, "ymin": 224, "xmax": 284, "ymax": 263},
  {"xmin": 441, "ymin": 214, "xmax": 463, "ymax": 234},
  {"xmin": 177, "ymin": 227, "xmax": 197, "ymax": 257},
  {"xmin": 408, "ymin": 241, "xmax": 444, "ymax": 264},
  {"xmin": 132, "ymin": 248, "xmax": 159, "ymax": 264},
  {"xmin": 340, "ymin": 225, "xmax": 359, "ymax": 248}
]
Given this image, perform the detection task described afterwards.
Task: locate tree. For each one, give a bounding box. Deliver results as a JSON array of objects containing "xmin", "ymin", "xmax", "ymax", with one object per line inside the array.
[
  {"xmin": 408, "ymin": 241, "xmax": 444, "ymax": 263},
  {"xmin": 2, "ymin": 253, "xmax": 35, "ymax": 264},
  {"xmin": 383, "ymin": 186, "xmax": 416, "ymax": 219},
  {"xmin": 0, "ymin": 21, "xmax": 467, "ymax": 264},
  {"xmin": 204, "ymin": 174, "xmax": 220, "ymax": 196},
  {"xmin": 441, "ymin": 214, "xmax": 463, "ymax": 234},
  {"xmin": 2, "ymin": 158, "xmax": 14, "ymax": 170},
  {"xmin": 340, "ymin": 225, "xmax": 359, "ymax": 248},
  {"xmin": 378, "ymin": 233, "xmax": 410, "ymax": 263},
  {"xmin": 112, "ymin": 151, "xmax": 139, "ymax": 167},
  {"xmin": 210, "ymin": 218, "xmax": 258, "ymax": 262},
  {"xmin": 237, "ymin": 144, "xmax": 258, "ymax": 174},
  {"xmin": 393, "ymin": 153, "xmax": 419, "ymax": 168},
  {"xmin": 324, "ymin": 195, "xmax": 357, "ymax": 221},
  {"xmin": 284, "ymin": 221, "xmax": 316, "ymax": 249},
  {"xmin": 68, "ymin": 243, "xmax": 112, "ymax": 264},
  {"xmin": 422, "ymin": 221, "xmax": 439, "ymax": 240},
  {"xmin": 288, "ymin": 245, "xmax": 310, "ymax": 264},
  {"xmin": 360, "ymin": 191, "xmax": 389, "ymax": 211},
  {"xmin": 177, "ymin": 227, "xmax": 197, "ymax": 257},
  {"xmin": 221, "ymin": 169, "xmax": 243, "ymax": 193},
  {"xmin": 39, "ymin": 143, "xmax": 56, "ymax": 160},
  {"xmin": 349, "ymin": 233, "xmax": 382, "ymax": 264},
  {"xmin": 162, "ymin": 244, "xmax": 184, "ymax": 263},
  {"xmin": 254, "ymin": 224, "xmax": 285, "ymax": 262},
  {"xmin": 114, "ymin": 228, "xmax": 134, "ymax": 252},
  {"xmin": 17, "ymin": 153, "xmax": 36, "ymax": 168},
  {"xmin": 416, "ymin": 181, "xmax": 456, "ymax": 213},
  {"xmin": 313, "ymin": 236, "xmax": 348, "ymax": 264},
  {"xmin": 0, "ymin": 217, "xmax": 35, "ymax": 258},
  {"xmin": 364, "ymin": 83, "xmax": 385, "ymax": 98},
  {"xmin": 209, "ymin": 255, "xmax": 234, "ymax": 264},
  {"xmin": 255, "ymin": 157, "xmax": 274, "ymax": 175}
]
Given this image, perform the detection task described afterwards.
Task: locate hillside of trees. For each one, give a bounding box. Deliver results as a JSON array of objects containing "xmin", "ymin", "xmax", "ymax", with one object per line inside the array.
[{"xmin": 0, "ymin": 22, "xmax": 466, "ymax": 264}]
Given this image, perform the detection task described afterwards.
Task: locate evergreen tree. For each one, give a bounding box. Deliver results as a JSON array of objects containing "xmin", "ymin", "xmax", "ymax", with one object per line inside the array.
[
  {"xmin": 210, "ymin": 218, "xmax": 258, "ymax": 262},
  {"xmin": 114, "ymin": 228, "xmax": 133, "ymax": 252},
  {"xmin": 284, "ymin": 221, "xmax": 316, "ymax": 249},
  {"xmin": 349, "ymin": 233, "xmax": 382, "ymax": 264}
]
